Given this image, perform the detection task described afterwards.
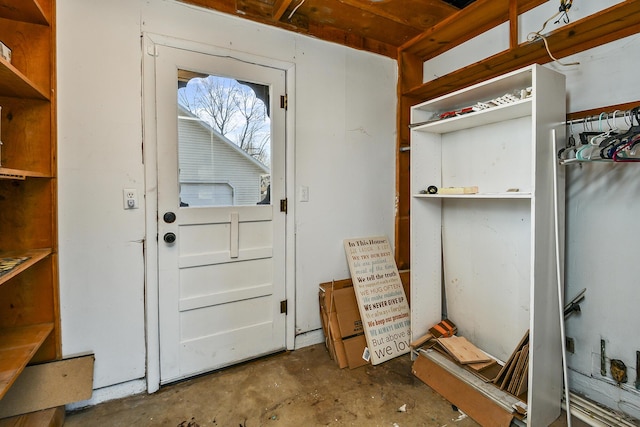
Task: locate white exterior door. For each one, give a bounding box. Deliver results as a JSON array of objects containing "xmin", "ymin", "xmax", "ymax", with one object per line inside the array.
[{"xmin": 154, "ymin": 45, "xmax": 287, "ymax": 383}]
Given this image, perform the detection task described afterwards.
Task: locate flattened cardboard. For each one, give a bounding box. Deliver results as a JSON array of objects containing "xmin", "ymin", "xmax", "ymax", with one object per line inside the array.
[
  {"xmin": 333, "ymin": 287, "xmax": 363, "ymax": 337},
  {"xmin": 343, "ymin": 335, "xmax": 368, "ymax": 369},
  {"xmin": 332, "ymin": 336, "xmax": 348, "ymax": 370},
  {"xmin": 0, "ymin": 355, "xmax": 94, "ymax": 418},
  {"xmin": 328, "ymin": 312, "xmax": 348, "ymax": 368},
  {"xmin": 319, "ymin": 271, "xmax": 410, "ymax": 309},
  {"xmin": 318, "ymin": 278, "xmax": 354, "ymax": 314},
  {"xmin": 319, "ymin": 286, "xmax": 349, "ymax": 368},
  {"xmin": 320, "ymin": 308, "xmax": 330, "ymax": 350},
  {"xmin": 412, "ymin": 352, "xmax": 514, "ymax": 427}
]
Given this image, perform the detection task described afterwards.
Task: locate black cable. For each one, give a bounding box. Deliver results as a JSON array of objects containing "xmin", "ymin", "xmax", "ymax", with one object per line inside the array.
[{"xmin": 555, "ymin": 0, "xmax": 572, "ymax": 24}]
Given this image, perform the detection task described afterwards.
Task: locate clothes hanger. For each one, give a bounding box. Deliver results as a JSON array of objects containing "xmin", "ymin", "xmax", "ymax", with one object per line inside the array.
[
  {"xmin": 558, "ymin": 120, "xmax": 577, "ymax": 160},
  {"xmin": 614, "ymin": 108, "xmax": 640, "ymax": 161},
  {"xmin": 597, "ymin": 110, "xmax": 623, "ymax": 159},
  {"xmin": 578, "ymin": 116, "xmax": 599, "ymax": 146},
  {"xmin": 577, "ymin": 113, "xmax": 609, "ymax": 160},
  {"xmin": 607, "ymin": 107, "xmax": 640, "ymax": 160}
]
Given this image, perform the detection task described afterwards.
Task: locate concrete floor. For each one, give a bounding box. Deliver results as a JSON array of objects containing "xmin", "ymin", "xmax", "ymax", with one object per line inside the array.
[{"xmin": 65, "ymin": 344, "xmax": 585, "ymax": 427}]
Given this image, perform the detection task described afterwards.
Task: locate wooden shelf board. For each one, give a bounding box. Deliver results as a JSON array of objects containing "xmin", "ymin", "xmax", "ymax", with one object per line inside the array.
[
  {"xmin": 0, "ymin": 168, "xmax": 51, "ymax": 180},
  {"xmin": 0, "ymin": 323, "xmax": 54, "ymax": 399},
  {"xmin": 0, "ymin": 249, "xmax": 51, "ymax": 286},
  {"xmin": 0, "ymin": 0, "xmax": 49, "ymax": 25},
  {"xmin": 0, "ymin": 406, "xmax": 65, "ymax": 427},
  {"xmin": 0, "ymin": 58, "xmax": 48, "ymax": 100}
]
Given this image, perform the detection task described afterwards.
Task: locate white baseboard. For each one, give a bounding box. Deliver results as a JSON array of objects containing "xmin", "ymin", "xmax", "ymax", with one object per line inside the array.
[
  {"xmin": 567, "ymin": 393, "xmax": 638, "ymax": 427},
  {"xmin": 294, "ymin": 328, "xmax": 324, "ymax": 349},
  {"xmin": 65, "ymin": 379, "xmax": 147, "ymax": 411}
]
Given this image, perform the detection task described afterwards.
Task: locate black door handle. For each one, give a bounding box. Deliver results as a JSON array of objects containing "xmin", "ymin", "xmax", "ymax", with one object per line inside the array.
[{"xmin": 164, "ymin": 232, "xmax": 176, "ymax": 244}]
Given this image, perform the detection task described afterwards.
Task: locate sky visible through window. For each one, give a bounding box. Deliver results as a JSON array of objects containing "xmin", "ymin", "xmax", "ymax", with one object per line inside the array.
[{"xmin": 178, "ymin": 75, "xmax": 271, "ymax": 167}]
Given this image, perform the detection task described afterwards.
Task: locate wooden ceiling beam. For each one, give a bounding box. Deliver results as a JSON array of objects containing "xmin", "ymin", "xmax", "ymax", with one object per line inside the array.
[
  {"xmin": 272, "ymin": 0, "xmax": 294, "ymax": 21},
  {"xmin": 509, "ymin": 0, "xmax": 518, "ymax": 49},
  {"xmin": 180, "ymin": 0, "xmax": 398, "ymax": 58},
  {"xmin": 179, "ymin": 0, "xmax": 236, "ymax": 14},
  {"xmin": 401, "ymin": 0, "xmax": 546, "ymax": 61},
  {"xmin": 335, "ymin": 0, "xmax": 415, "ymax": 27},
  {"xmin": 404, "ymin": 0, "xmax": 640, "ymax": 101}
]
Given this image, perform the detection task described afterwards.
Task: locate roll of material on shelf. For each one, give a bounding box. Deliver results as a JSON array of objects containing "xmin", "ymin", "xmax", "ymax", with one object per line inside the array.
[{"xmin": 426, "ymin": 186, "xmax": 479, "ymax": 195}]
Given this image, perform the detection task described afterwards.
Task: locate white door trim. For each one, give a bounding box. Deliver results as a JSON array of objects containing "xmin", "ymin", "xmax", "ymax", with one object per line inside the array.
[{"xmin": 142, "ymin": 32, "xmax": 296, "ymax": 393}]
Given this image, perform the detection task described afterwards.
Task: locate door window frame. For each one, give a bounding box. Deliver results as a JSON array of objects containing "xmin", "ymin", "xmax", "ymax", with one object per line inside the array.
[{"xmin": 142, "ymin": 33, "xmax": 296, "ymax": 393}]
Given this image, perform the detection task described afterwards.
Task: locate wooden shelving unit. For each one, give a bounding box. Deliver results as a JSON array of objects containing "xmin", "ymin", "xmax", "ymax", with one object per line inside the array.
[
  {"xmin": 0, "ymin": 324, "xmax": 54, "ymax": 399},
  {"xmin": 0, "ymin": 168, "xmax": 49, "ymax": 180},
  {"xmin": 0, "ymin": 59, "xmax": 49, "ymax": 100},
  {"xmin": 0, "ymin": 0, "xmax": 49, "ymax": 25},
  {"xmin": 0, "ymin": 249, "xmax": 52, "ymax": 285},
  {"xmin": 0, "ymin": 0, "xmax": 60, "ymax": 422}
]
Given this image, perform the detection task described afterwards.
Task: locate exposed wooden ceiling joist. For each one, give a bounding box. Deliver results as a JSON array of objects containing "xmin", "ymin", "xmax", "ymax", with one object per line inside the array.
[
  {"xmin": 401, "ymin": 0, "xmax": 546, "ymax": 60},
  {"xmin": 179, "ymin": 0, "xmax": 470, "ymax": 59},
  {"xmin": 272, "ymin": 0, "xmax": 293, "ymax": 20},
  {"xmin": 403, "ymin": 0, "xmax": 640, "ymax": 101}
]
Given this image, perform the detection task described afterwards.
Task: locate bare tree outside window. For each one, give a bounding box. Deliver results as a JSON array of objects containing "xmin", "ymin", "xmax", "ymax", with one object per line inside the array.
[{"xmin": 178, "ymin": 76, "xmax": 271, "ymax": 166}]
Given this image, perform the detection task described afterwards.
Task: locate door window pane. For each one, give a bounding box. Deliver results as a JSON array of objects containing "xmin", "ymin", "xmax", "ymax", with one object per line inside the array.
[{"xmin": 177, "ymin": 71, "xmax": 271, "ymax": 207}]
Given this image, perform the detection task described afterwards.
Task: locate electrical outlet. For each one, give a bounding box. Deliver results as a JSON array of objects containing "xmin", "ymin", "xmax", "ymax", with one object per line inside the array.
[
  {"xmin": 123, "ymin": 188, "xmax": 138, "ymax": 209},
  {"xmin": 300, "ymin": 185, "xmax": 309, "ymax": 202}
]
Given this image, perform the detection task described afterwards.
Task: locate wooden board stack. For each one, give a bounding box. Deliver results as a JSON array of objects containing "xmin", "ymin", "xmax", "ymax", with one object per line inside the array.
[{"xmin": 493, "ymin": 330, "xmax": 530, "ymax": 398}]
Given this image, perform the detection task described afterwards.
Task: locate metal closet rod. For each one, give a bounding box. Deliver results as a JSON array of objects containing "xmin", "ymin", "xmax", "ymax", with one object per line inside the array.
[{"xmin": 567, "ymin": 109, "xmax": 638, "ymax": 125}]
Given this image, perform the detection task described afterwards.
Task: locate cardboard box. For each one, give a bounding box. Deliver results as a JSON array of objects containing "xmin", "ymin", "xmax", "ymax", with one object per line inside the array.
[
  {"xmin": 319, "ymin": 270, "xmax": 410, "ymax": 310},
  {"xmin": 332, "ymin": 287, "xmax": 363, "ymax": 338},
  {"xmin": 343, "ymin": 334, "xmax": 368, "ymax": 369},
  {"xmin": 332, "ymin": 340, "xmax": 348, "ymax": 369},
  {"xmin": 318, "ymin": 278, "xmax": 353, "ymax": 314},
  {"xmin": 325, "ymin": 311, "xmax": 347, "ymax": 368},
  {"xmin": 319, "ymin": 271, "xmax": 411, "ymax": 369},
  {"xmin": 320, "ymin": 306, "xmax": 348, "ymax": 368},
  {"xmin": 319, "ymin": 280, "xmax": 368, "ymax": 369}
]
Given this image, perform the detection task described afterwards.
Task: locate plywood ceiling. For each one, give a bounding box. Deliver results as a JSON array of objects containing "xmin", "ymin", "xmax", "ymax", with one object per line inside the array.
[{"xmin": 179, "ymin": 0, "xmax": 477, "ymax": 58}]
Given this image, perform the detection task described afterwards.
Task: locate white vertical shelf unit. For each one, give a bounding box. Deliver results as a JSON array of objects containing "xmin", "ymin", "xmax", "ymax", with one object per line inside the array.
[{"xmin": 410, "ymin": 64, "xmax": 566, "ymax": 425}]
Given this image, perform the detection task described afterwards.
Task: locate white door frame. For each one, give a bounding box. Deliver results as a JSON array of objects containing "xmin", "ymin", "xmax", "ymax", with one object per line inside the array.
[{"xmin": 142, "ymin": 33, "xmax": 296, "ymax": 393}]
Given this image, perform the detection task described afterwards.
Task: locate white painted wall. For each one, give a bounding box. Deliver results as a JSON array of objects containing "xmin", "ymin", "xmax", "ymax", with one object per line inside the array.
[
  {"xmin": 57, "ymin": 0, "xmax": 397, "ymax": 400},
  {"xmin": 423, "ymin": 1, "xmax": 640, "ymax": 421}
]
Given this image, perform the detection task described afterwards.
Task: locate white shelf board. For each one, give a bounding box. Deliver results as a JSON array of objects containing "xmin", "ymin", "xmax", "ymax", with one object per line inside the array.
[
  {"xmin": 413, "ymin": 192, "xmax": 532, "ymax": 199},
  {"xmin": 411, "ymin": 99, "xmax": 532, "ymax": 134},
  {"xmin": 412, "ymin": 67, "xmax": 533, "ymax": 112}
]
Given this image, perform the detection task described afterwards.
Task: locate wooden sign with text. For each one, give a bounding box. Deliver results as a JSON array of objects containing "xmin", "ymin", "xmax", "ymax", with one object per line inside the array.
[{"xmin": 344, "ymin": 236, "xmax": 411, "ymax": 365}]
